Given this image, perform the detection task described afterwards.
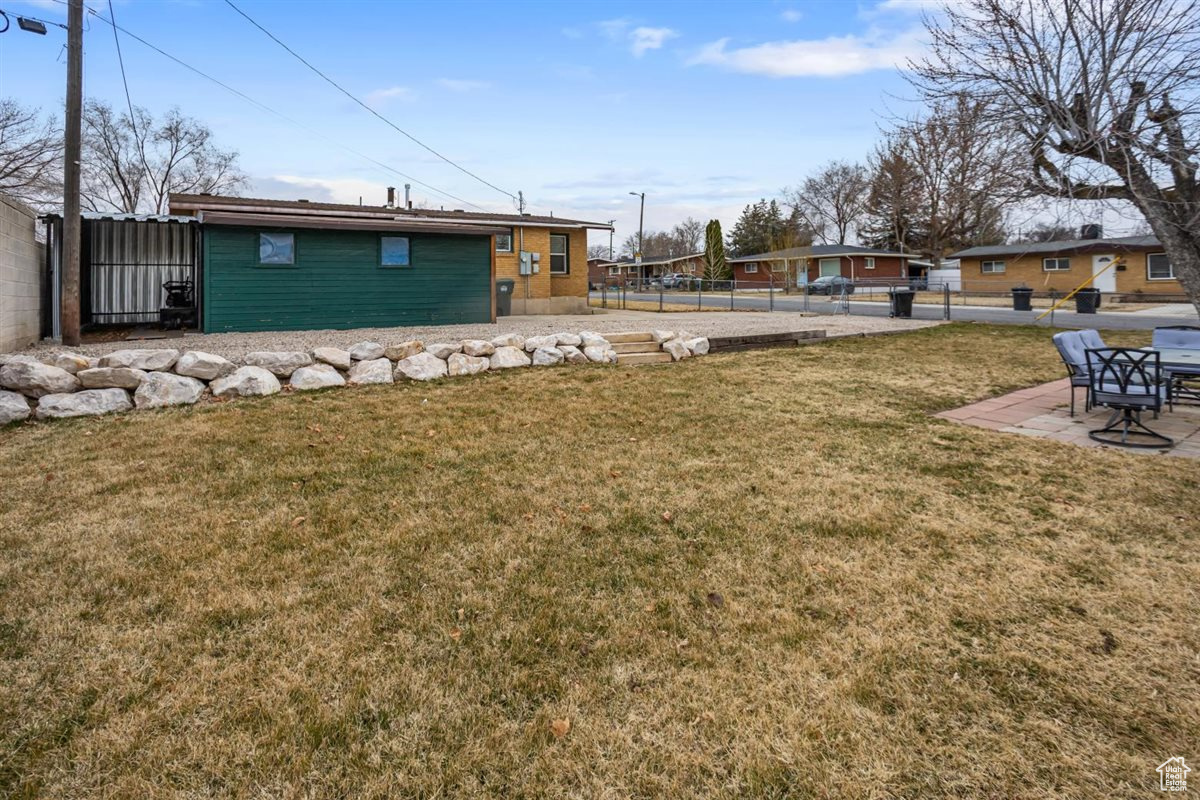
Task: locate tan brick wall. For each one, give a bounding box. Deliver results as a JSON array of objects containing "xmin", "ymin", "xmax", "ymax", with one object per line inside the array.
[
  {"xmin": 962, "ymin": 248, "xmax": 1183, "ymax": 295},
  {"xmin": 494, "ymin": 226, "xmax": 588, "ymax": 313},
  {"xmin": 1, "ymin": 195, "xmax": 41, "ymax": 352}
]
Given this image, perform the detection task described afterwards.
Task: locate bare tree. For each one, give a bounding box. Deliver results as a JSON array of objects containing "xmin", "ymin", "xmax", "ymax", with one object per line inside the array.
[
  {"xmin": 82, "ymin": 100, "xmax": 247, "ymax": 214},
  {"xmin": 862, "ymin": 135, "xmax": 924, "ymax": 252},
  {"xmin": 0, "ymin": 100, "xmax": 62, "ymax": 210},
  {"xmin": 899, "ymin": 94, "xmax": 1017, "ymax": 266},
  {"xmin": 671, "ymin": 217, "xmax": 705, "ymax": 253},
  {"xmin": 911, "ymin": 0, "xmax": 1200, "ymax": 310},
  {"xmin": 784, "ymin": 160, "xmax": 870, "ymax": 245},
  {"xmin": 587, "ymin": 244, "xmax": 611, "ymax": 260}
]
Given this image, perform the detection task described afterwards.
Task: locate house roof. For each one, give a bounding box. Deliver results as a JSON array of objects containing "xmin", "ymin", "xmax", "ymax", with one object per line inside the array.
[
  {"xmin": 728, "ymin": 244, "xmax": 911, "ymax": 262},
  {"xmin": 169, "ymin": 193, "xmax": 613, "ymax": 230},
  {"xmin": 627, "ymin": 252, "xmax": 703, "ymax": 267},
  {"xmin": 951, "ymin": 235, "xmax": 1159, "ymax": 259}
]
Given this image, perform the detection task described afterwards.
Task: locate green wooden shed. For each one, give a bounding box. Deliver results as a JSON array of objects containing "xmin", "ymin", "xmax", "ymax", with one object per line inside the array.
[{"xmin": 199, "ymin": 212, "xmax": 504, "ymax": 333}]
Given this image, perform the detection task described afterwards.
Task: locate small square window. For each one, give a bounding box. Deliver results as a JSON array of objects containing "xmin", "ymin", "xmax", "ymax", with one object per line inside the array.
[
  {"xmin": 259, "ymin": 233, "xmax": 294, "ymax": 265},
  {"xmin": 744, "ymin": 262, "xmax": 759, "ymax": 274},
  {"xmin": 496, "ymin": 230, "xmax": 513, "ymax": 253},
  {"xmin": 381, "ymin": 236, "xmax": 411, "ymax": 267},
  {"xmin": 981, "ymin": 260, "xmax": 1006, "ymax": 274},
  {"xmin": 550, "ymin": 234, "xmax": 568, "ymax": 274},
  {"xmin": 865, "ymin": 257, "xmax": 875, "ymax": 269},
  {"xmin": 1147, "ymin": 252, "xmax": 1174, "ymax": 280},
  {"xmin": 1043, "ymin": 257, "xmax": 1071, "ymax": 272}
]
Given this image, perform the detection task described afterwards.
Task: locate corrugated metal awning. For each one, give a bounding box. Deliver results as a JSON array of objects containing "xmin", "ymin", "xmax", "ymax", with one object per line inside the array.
[{"xmin": 198, "ymin": 211, "xmax": 508, "ymax": 236}]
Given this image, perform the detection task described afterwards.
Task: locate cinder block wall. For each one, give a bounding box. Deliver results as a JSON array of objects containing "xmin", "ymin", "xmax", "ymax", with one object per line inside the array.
[{"xmin": 0, "ymin": 195, "xmax": 41, "ymax": 352}]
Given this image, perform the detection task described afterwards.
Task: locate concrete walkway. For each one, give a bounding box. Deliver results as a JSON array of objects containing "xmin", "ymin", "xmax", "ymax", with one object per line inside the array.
[{"xmin": 936, "ymin": 378, "xmax": 1200, "ymax": 458}]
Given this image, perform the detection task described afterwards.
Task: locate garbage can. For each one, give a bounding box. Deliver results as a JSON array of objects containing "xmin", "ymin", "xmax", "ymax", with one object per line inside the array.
[
  {"xmin": 496, "ymin": 278, "xmax": 515, "ymax": 317},
  {"xmin": 1012, "ymin": 286, "xmax": 1033, "ymax": 311},
  {"xmin": 1075, "ymin": 287, "xmax": 1100, "ymax": 314},
  {"xmin": 889, "ymin": 288, "xmax": 915, "ymax": 318}
]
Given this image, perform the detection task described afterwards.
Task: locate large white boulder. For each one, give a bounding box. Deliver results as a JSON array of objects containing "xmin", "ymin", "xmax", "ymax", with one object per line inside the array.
[
  {"xmin": 36, "ymin": 388, "xmax": 131, "ymax": 420},
  {"xmin": 385, "ymin": 340, "xmax": 423, "ymax": 361},
  {"xmin": 77, "ymin": 367, "xmax": 148, "ymax": 390},
  {"xmin": 395, "ymin": 352, "xmax": 449, "ymax": 381},
  {"xmin": 582, "ymin": 345, "xmax": 609, "ymax": 364},
  {"xmin": 683, "ymin": 337, "xmax": 710, "ymax": 356},
  {"xmin": 523, "ymin": 334, "xmax": 559, "ymax": 352},
  {"xmin": 490, "ymin": 346, "xmax": 531, "ymax": 370},
  {"xmin": 491, "ymin": 333, "xmax": 525, "ymax": 349},
  {"xmin": 662, "ymin": 339, "xmax": 691, "ymax": 361},
  {"xmin": 210, "ymin": 366, "xmax": 281, "ymax": 398},
  {"xmin": 461, "ymin": 339, "xmax": 495, "ymax": 357},
  {"xmin": 531, "ymin": 346, "xmax": 565, "ymax": 366},
  {"xmin": 579, "ymin": 331, "xmax": 609, "ymax": 348},
  {"xmin": 349, "ymin": 341, "xmax": 386, "ymax": 361},
  {"xmin": 290, "ymin": 363, "xmax": 346, "ymax": 391},
  {"xmin": 0, "ymin": 354, "xmax": 41, "ymax": 367},
  {"xmin": 312, "ymin": 347, "xmax": 352, "ymax": 371},
  {"xmin": 134, "ymin": 372, "xmax": 206, "ymax": 409},
  {"xmin": 52, "ymin": 353, "xmax": 92, "ymax": 374},
  {"xmin": 175, "ymin": 350, "xmax": 234, "ymax": 380},
  {"xmin": 425, "ymin": 342, "xmax": 463, "ymax": 360},
  {"xmin": 558, "ymin": 345, "xmax": 588, "ymax": 364},
  {"xmin": 0, "ymin": 360, "xmax": 80, "ymax": 398},
  {"xmin": 650, "ymin": 330, "xmax": 676, "ymax": 344},
  {"xmin": 447, "ymin": 352, "xmax": 490, "ymax": 376},
  {"xmin": 348, "ymin": 358, "xmax": 394, "ymax": 386},
  {"xmin": 0, "ymin": 390, "xmax": 32, "ymax": 425},
  {"xmin": 244, "ymin": 351, "xmax": 312, "ymax": 378},
  {"xmin": 98, "ymin": 348, "xmax": 180, "ymax": 371},
  {"xmin": 555, "ymin": 332, "xmax": 583, "ymax": 347}
]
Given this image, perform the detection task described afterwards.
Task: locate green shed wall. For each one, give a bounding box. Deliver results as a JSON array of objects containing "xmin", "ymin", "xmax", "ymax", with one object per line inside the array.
[{"xmin": 202, "ymin": 226, "xmax": 492, "ymax": 332}]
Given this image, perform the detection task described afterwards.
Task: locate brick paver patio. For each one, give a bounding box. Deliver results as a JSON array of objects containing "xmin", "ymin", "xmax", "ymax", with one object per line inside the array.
[{"xmin": 936, "ymin": 377, "xmax": 1200, "ymax": 458}]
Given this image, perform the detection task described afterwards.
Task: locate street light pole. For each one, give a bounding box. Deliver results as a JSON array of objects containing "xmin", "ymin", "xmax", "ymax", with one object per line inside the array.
[
  {"xmin": 629, "ymin": 191, "xmax": 644, "ymax": 290},
  {"xmin": 607, "ymin": 219, "xmax": 615, "ymax": 261},
  {"xmin": 61, "ymin": 0, "xmax": 83, "ymax": 346}
]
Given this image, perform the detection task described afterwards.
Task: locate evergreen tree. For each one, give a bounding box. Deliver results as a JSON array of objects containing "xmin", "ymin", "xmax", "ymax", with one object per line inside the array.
[{"xmin": 703, "ymin": 220, "xmax": 730, "ymax": 281}]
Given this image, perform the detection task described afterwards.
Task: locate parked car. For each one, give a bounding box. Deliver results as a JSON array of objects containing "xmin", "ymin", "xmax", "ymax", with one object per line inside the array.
[
  {"xmin": 805, "ymin": 275, "xmax": 855, "ymax": 295},
  {"xmin": 661, "ymin": 272, "xmax": 689, "ymax": 289}
]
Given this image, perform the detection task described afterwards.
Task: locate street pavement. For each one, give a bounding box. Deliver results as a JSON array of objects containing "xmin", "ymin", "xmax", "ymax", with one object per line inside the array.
[{"xmin": 592, "ymin": 291, "xmax": 1199, "ymax": 332}]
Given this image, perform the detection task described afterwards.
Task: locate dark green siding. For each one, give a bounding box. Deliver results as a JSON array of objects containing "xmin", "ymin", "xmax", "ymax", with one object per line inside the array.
[{"xmin": 202, "ymin": 226, "xmax": 492, "ymax": 332}]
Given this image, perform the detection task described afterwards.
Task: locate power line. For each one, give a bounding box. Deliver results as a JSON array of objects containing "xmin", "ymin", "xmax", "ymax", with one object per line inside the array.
[
  {"xmin": 222, "ymin": 0, "xmax": 518, "ymax": 202},
  {"xmin": 105, "ymin": 0, "xmax": 153, "ymax": 192},
  {"xmin": 73, "ymin": 3, "xmax": 489, "ymax": 211}
]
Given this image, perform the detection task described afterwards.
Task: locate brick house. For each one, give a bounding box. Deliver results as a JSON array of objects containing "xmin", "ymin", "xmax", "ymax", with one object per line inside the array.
[{"xmin": 728, "ymin": 245, "xmax": 911, "ymax": 285}]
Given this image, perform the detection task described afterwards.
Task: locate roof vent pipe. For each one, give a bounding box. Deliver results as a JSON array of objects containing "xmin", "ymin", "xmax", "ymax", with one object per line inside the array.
[
  {"xmin": 404, "ymin": 184, "xmax": 411, "ymax": 210},
  {"xmin": 386, "ymin": 186, "xmax": 396, "ymax": 208}
]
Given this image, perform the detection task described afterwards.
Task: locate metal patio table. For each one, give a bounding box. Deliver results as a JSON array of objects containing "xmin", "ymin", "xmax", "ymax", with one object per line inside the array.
[{"xmin": 1143, "ymin": 347, "xmax": 1200, "ymax": 406}]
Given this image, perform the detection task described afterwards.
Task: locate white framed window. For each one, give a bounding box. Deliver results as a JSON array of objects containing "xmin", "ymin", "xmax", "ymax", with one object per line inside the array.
[
  {"xmin": 495, "ymin": 230, "xmax": 513, "ymax": 253},
  {"xmin": 865, "ymin": 257, "xmax": 875, "ymax": 269},
  {"xmin": 1043, "ymin": 257, "xmax": 1071, "ymax": 271},
  {"xmin": 744, "ymin": 262, "xmax": 759, "ymax": 274},
  {"xmin": 258, "ymin": 233, "xmax": 295, "ymax": 265},
  {"xmin": 1147, "ymin": 252, "xmax": 1174, "ymax": 280},
  {"xmin": 549, "ymin": 234, "xmax": 568, "ymax": 274},
  {"xmin": 981, "ymin": 260, "xmax": 1006, "ymax": 274},
  {"xmin": 608, "ymin": 266, "xmax": 620, "ymax": 276}
]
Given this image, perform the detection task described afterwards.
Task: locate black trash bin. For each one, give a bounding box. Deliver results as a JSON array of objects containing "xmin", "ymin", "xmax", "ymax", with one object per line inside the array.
[
  {"xmin": 1075, "ymin": 287, "xmax": 1100, "ymax": 314},
  {"xmin": 496, "ymin": 278, "xmax": 515, "ymax": 317},
  {"xmin": 1012, "ymin": 286, "xmax": 1033, "ymax": 311},
  {"xmin": 889, "ymin": 288, "xmax": 915, "ymax": 318}
]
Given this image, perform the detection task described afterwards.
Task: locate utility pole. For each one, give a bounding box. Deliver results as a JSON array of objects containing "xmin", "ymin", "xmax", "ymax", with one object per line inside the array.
[
  {"xmin": 629, "ymin": 192, "xmax": 644, "ymax": 290},
  {"xmin": 607, "ymin": 220, "xmax": 615, "ymax": 261},
  {"xmin": 60, "ymin": 0, "xmax": 83, "ymax": 345}
]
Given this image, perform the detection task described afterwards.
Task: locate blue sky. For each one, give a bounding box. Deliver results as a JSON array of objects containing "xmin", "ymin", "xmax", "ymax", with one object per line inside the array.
[{"xmin": 2, "ymin": 0, "xmax": 1080, "ymax": 248}]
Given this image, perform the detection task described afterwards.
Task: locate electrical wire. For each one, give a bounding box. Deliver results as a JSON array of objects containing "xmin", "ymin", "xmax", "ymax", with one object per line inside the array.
[
  {"xmin": 222, "ymin": 0, "xmax": 519, "ymax": 202},
  {"xmin": 106, "ymin": 0, "xmax": 153, "ymax": 188},
  {"xmin": 74, "ymin": 3, "xmax": 489, "ymax": 211}
]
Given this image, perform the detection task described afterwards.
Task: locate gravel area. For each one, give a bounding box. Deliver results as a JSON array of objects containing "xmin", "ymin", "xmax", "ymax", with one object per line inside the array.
[{"xmin": 15, "ymin": 311, "xmax": 941, "ymax": 363}]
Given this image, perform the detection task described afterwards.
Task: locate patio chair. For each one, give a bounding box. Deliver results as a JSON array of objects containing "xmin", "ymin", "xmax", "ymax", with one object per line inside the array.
[
  {"xmin": 1085, "ymin": 348, "xmax": 1172, "ymax": 449},
  {"xmin": 1078, "ymin": 329, "xmax": 1106, "ymax": 351},
  {"xmin": 1151, "ymin": 325, "xmax": 1200, "ymax": 350},
  {"xmin": 1052, "ymin": 331, "xmax": 1092, "ymax": 416}
]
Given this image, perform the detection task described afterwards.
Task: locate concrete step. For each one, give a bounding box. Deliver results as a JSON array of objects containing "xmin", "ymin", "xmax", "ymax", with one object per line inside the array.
[
  {"xmin": 606, "ymin": 331, "xmax": 655, "ymax": 344},
  {"xmin": 618, "ymin": 351, "xmax": 673, "ymax": 366},
  {"xmin": 611, "ymin": 341, "xmax": 663, "ymax": 354}
]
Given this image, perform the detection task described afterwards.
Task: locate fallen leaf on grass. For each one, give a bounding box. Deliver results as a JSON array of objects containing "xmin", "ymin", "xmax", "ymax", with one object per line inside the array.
[
  {"xmin": 549, "ymin": 718, "xmax": 571, "ymax": 738},
  {"xmin": 579, "ymin": 503, "xmax": 593, "ymax": 513},
  {"xmin": 627, "ymin": 437, "xmax": 638, "ymax": 442},
  {"xmin": 661, "ymin": 511, "xmax": 674, "ymax": 524},
  {"xmin": 449, "ymin": 627, "xmax": 462, "ymax": 642},
  {"xmin": 291, "ymin": 516, "xmax": 306, "ymax": 527},
  {"xmin": 425, "ymin": 429, "xmax": 437, "ymax": 438},
  {"xmin": 307, "ymin": 424, "xmax": 322, "ymax": 433},
  {"xmin": 523, "ymin": 513, "xmax": 535, "ymax": 521},
  {"xmin": 609, "ymin": 470, "xmax": 622, "ymax": 479},
  {"xmin": 706, "ymin": 592, "xmax": 724, "ymax": 608}
]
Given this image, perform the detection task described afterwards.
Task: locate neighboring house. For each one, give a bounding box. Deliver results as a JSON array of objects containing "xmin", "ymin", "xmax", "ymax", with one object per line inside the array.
[
  {"xmin": 951, "ymin": 228, "xmax": 1182, "ymax": 297},
  {"xmin": 728, "ymin": 245, "xmax": 911, "ymax": 285},
  {"xmin": 587, "ymin": 257, "xmax": 618, "ymax": 288},
  {"xmin": 591, "ymin": 253, "xmax": 704, "ymax": 286}
]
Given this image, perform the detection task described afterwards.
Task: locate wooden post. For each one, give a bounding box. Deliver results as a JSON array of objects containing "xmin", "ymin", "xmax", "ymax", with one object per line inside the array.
[{"xmin": 60, "ymin": 0, "xmax": 84, "ymax": 345}]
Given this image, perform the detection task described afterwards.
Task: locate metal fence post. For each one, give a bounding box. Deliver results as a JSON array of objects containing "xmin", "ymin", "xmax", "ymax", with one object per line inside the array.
[
  {"xmin": 659, "ymin": 285, "xmax": 664, "ymax": 313},
  {"xmin": 730, "ymin": 280, "xmax": 735, "ymax": 311},
  {"xmin": 1049, "ymin": 289, "xmax": 1057, "ymax": 326},
  {"xmin": 944, "ymin": 284, "xmax": 951, "ymax": 320},
  {"xmin": 698, "ymin": 279, "xmax": 703, "ymax": 310},
  {"xmin": 769, "ymin": 279, "xmax": 774, "ymax": 312}
]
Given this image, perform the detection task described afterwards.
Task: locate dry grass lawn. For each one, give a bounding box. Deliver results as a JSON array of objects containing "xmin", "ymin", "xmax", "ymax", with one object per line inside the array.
[{"xmin": 1, "ymin": 323, "xmax": 1196, "ymax": 798}]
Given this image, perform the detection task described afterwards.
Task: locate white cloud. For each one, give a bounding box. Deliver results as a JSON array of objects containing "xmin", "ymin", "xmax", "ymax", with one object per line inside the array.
[
  {"xmin": 629, "ymin": 26, "xmax": 679, "ymax": 56},
  {"xmin": 437, "ymin": 78, "xmax": 490, "ymax": 92},
  {"xmin": 689, "ymin": 28, "xmax": 926, "ymax": 77},
  {"xmin": 780, "ymin": 9, "xmax": 804, "ymax": 22},
  {"xmin": 597, "ymin": 18, "xmax": 679, "ymax": 57},
  {"xmin": 365, "ymin": 86, "xmax": 415, "ymax": 106}
]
